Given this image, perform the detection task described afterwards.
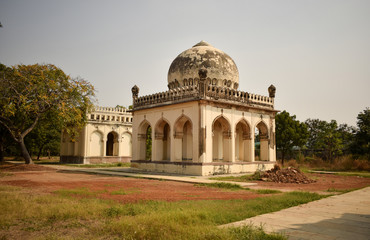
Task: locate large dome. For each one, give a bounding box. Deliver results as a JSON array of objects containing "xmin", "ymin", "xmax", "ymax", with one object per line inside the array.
[{"xmin": 167, "ymin": 41, "xmax": 239, "ymax": 89}]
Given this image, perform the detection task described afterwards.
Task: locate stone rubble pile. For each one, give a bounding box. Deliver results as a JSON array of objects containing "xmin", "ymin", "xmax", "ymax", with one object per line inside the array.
[{"xmin": 260, "ymin": 165, "xmax": 315, "ymax": 184}]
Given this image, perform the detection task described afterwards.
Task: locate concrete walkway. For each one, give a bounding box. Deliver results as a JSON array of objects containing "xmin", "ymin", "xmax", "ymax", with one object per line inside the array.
[
  {"xmin": 221, "ymin": 187, "xmax": 370, "ymax": 240},
  {"xmin": 59, "ymin": 167, "xmax": 257, "ymax": 187}
]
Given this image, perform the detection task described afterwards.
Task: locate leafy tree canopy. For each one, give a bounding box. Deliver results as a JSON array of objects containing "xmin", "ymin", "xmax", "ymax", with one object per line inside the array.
[
  {"xmin": 0, "ymin": 63, "xmax": 95, "ymax": 164},
  {"xmin": 352, "ymin": 108, "xmax": 370, "ymax": 156},
  {"xmin": 305, "ymin": 119, "xmax": 343, "ymax": 161},
  {"xmin": 276, "ymin": 110, "xmax": 308, "ymax": 165}
]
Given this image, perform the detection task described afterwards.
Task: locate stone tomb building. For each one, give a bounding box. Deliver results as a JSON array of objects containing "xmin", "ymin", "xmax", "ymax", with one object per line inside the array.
[
  {"xmin": 131, "ymin": 41, "xmax": 278, "ymax": 176},
  {"xmin": 60, "ymin": 107, "xmax": 133, "ymax": 164}
]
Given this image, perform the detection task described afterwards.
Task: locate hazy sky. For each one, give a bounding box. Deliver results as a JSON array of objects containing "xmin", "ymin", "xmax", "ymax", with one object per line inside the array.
[{"xmin": 1, "ymin": 0, "xmax": 369, "ymax": 127}]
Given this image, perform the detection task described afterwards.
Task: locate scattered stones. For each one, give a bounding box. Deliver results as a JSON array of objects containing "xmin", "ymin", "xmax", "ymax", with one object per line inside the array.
[{"xmin": 260, "ymin": 165, "xmax": 315, "ymax": 184}]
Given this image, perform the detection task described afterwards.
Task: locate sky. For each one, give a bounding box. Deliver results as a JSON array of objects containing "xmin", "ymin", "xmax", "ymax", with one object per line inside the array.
[{"xmin": 0, "ymin": 0, "xmax": 369, "ymax": 127}]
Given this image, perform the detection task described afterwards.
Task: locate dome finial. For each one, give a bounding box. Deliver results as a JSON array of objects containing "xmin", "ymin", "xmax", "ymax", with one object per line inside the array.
[{"xmin": 193, "ymin": 40, "xmax": 211, "ymax": 47}]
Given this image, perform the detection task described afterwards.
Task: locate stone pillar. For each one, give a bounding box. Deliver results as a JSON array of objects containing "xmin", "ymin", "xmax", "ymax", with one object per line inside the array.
[
  {"xmin": 153, "ymin": 133, "xmax": 163, "ymax": 161},
  {"xmin": 198, "ymin": 69, "xmax": 207, "ymax": 163},
  {"xmin": 103, "ymin": 136, "xmax": 107, "ymax": 157},
  {"xmin": 260, "ymin": 138, "xmax": 269, "ymax": 161},
  {"xmin": 173, "ymin": 132, "xmax": 183, "ymax": 161},
  {"xmin": 223, "ymin": 131, "xmax": 231, "ymax": 162}
]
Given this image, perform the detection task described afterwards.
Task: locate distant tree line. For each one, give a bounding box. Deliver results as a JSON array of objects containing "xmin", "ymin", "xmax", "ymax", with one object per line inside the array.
[{"xmin": 276, "ymin": 108, "xmax": 370, "ymax": 165}]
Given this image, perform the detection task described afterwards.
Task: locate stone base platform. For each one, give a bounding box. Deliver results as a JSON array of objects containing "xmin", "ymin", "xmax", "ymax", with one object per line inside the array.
[
  {"xmin": 60, "ymin": 156, "xmax": 132, "ymax": 164},
  {"xmin": 130, "ymin": 160, "xmax": 276, "ymax": 176}
]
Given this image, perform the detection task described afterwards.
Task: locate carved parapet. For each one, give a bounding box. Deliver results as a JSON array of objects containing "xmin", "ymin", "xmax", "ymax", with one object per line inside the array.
[
  {"xmin": 133, "ymin": 77, "xmax": 274, "ymax": 110},
  {"xmin": 247, "ymin": 93, "xmax": 274, "ymax": 108},
  {"xmin": 133, "ymin": 85, "xmax": 199, "ymax": 108},
  {"xmin": 93, "ymin": 106, "xmax": 128, "ymax": 113}
]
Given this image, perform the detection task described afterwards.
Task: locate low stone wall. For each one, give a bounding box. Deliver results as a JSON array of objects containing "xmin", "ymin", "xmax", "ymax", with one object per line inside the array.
[
  {"xmin": 130, "ymin": 160, "xmax": 276, "ymax": 176},
  {"xmin": 60, "ymin": 156, "xmax": 132, "ymax": 164}
]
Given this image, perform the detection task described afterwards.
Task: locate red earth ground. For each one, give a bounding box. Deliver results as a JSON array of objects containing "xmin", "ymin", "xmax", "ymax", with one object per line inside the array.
[{"xmin": 1, "ymin": 163, "xmax": 369, "ymax": 202}]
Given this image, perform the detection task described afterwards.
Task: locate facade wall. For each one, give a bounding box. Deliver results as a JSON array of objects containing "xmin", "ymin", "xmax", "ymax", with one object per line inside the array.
[
  {"xmin": 131, "ymin": 99, "xmax": 277, "ymax": 175},
  {"xmin": 60, "ymin": 107, "xmax": 133, "ymax": 164},
  {"xmin": 132, "ymin": 101, "xmax": 200, "ymax": 163}
]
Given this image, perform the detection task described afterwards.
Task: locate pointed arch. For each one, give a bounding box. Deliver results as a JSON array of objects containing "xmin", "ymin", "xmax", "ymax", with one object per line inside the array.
[
  {"xmin": 235, "ymin": 119, "xmax": 252, "ymax": 162},
  {"xmin": 174, "ymin": 115, "xmax": 193, "ymax": 161},
  {"xmin": 106, "ymin": 131, "xmax": 119, "ymax": 156},
  {"xmin": 255, "ymin": 120, "xmax": 269, "ymax": 161},
  {"xmin": 154, "ymin": 118, "xmax": 171, "ymax": 161},
  {"xmin": 212, "ymin": 115, "xmax": 231, "ymax": 162},
  {"xmin": 89, "ymin": 130, "xmax": 104, "ymax": 157},
  {"xmin": 138, "ymin": 120, "xmax": 152, "ymax": 160}
]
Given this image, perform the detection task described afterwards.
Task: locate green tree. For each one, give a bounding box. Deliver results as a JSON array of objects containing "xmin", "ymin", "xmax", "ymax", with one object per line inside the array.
[
  {"xmin": 0, "ymin": 125, "xmax": 12, "ymax": 163},
  {"xmin": 337, "ymin": 123, "xmax": 355, "ymax": 155},
  {"xmin": 0, "ymin": 63, "xmax": 95, "ymax": 164},
  {"xmin": 24, "ymin": 108, "xmax": 63, "ymax": 160},
  {"xmin": 352, "ymin": 108, "xmax": 370, "ymax": 157},
  {"xmin": 305, "ymin": 119, "xmax": 343, "ymax": 161},
  {"xmin": 276, "ymin": 110, "xmax": 308, "ymax": 166}
]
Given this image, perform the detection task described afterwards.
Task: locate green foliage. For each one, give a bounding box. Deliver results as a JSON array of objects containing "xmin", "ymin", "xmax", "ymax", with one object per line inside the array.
[
  {"xmin": 0, "ymin": 63, "xmax": 95, "ymax": 164},
  {"xmin": 210, "ymin": 172, "xmax": 262, "ymax": 182},
  {"xmin": 24, "ymin": 109, "xmax": 62, "ymax": 159},
  {"xmin": 305, "ymin": 119, "xmax": 344, "ymax": 161},
  {"xmin": 276, "ymin": 111, "xmax": 308, "ymax": 165},
  {"xmin": 195, "ymin": 182, "xmax": 246, "ymax": 190},
  {"xmin": 352, "ymin": 108, "xmax": 370, "ymax": 157},
  {"xmin": 253, "ymin": 189, "xmax": 282, "ymax": 194}
]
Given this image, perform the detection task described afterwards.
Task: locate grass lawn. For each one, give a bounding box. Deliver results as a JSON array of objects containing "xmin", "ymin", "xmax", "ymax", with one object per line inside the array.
[
  {"xmin": 310, "ymin": 171, "xmax": 370, "ymax": 178},
  {"xmin": 0, "ymin": 185, "xmax": 326, "ymax": 240}
]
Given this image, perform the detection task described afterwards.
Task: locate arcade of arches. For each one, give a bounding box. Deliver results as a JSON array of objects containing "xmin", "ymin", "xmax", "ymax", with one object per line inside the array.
[
  {"xmin": 60, "ymin": 107, "xmax": 133, "ymax": 164},
  {"xmin": 136, "ymin": 115, "xmax": 271, "ymax": 165}
]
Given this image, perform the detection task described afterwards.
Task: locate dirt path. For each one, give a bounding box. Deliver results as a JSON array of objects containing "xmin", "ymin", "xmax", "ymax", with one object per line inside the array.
[
  {"xmin": 0, "ymin": 165, "xmax": 261, "ymax": 202},
  {"xmin": 1, "ymin": 163, "xmax": 369, "ymax": 202}
]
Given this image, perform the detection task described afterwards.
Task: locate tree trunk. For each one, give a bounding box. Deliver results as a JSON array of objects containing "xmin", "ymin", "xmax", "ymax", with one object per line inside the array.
[
  {"xmin": 37, "ymin": 143, "xmax": 45, "ymax": 161},
  {"xmin": 18, "ymin": 138, "xmax": 33, "ymax": 164},
  {"xmin": 281, "ymin": 150, "xmax": 285, "ymax": 167}
]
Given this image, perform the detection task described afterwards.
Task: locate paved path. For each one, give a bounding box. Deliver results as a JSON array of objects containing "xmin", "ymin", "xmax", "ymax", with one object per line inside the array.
[
  {"xmin": 221, "ymin": 187, "xmax": 370, "ymax": 240},
  {"xmin": 60, "ymin": 167, "xmax": 257, "ymax": 187}
]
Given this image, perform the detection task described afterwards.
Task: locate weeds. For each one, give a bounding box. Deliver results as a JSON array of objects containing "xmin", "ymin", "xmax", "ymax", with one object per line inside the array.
[
  {"xmin": 210, "ymin": 172, "xmax": 262, "ymax": 182},
  {"xmin": 195, "ymin": 182, "xmax": 246, "ymax": 190},
  {"xmin": 0, "ymin": 186, "xmax": 323, "ymax": 239},
  {"xmin": 252, "ymin": 189, "xmax": 282, "ymax": 194}
]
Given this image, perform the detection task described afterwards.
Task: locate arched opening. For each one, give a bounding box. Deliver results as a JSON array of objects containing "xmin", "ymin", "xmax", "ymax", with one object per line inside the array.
[
  {"xmin": 90, "ymin": 131, "xmax": 103, "ymax": 156},
  {"xmin": 235, "ymin": 120, "xmax": 252, "ymax": 162},
  {"xmin": 212, "ymin": 116, "xmax": 231, "ymax": 162},
  {"xmin": 145, "ymin": 127, "xmax": 152, "ymax": 160},
  {"xmin": 106, "ymin": 132, "xmax": 119, "ymax": 156},
  {"xmin": 255, "ymin": 121, "xmax": 269, "ymax": 161},
  {"xmin": 174, "ymin": 115, "xmax": 193, "ymax": 161},
  {"xmin": 121, "ymin": 132, "xmax": 132, "ymax": 157},
  {"xmin": 138, "ymin": 121, "xmax": 152, "ymax": 160},
  {"xmin": 154, "ymin": 119, "xmax": 171, "ymax": 161}
]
